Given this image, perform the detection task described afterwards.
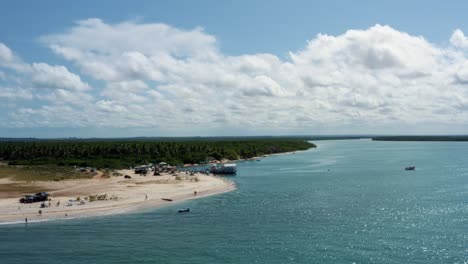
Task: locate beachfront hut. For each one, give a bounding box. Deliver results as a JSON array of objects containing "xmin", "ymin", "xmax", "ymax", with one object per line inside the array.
[
  {"xmin": 158, "ymin": 162, "xmax": 170, "ymax": 170},
  {"xmin": 168, "ymin": 166, "xmax": 177, "ymax": 174}
]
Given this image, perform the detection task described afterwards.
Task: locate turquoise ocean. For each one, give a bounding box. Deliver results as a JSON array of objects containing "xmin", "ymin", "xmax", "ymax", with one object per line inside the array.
[{"xmin": 0, "ymin": 140, "xmax": 466, "ymax": 263}]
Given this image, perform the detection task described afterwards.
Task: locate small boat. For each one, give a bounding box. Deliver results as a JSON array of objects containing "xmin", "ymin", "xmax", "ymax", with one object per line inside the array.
[
  {"xmin": 177, "ymin": 208, "xmax": 190, "ymax": 213},
  {"xmin": 405, "ymin": 166, "xmax": 416, "ymax": 171},
  {"xmin": 161, "ymin": 198, "xmax": 173, "ymax": 202},
  {"xmin": 209, "ymin": 163, "xmax": 237, "ymax": 174}
]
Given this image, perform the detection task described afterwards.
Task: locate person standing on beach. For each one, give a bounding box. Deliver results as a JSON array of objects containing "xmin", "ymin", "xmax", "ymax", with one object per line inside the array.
[
  {"xmin": 145, "ymin": 194, "xmax": 148, "ymax": 200},
  {"xmin": 25, "ymin": 217, "xmax": 28, "ymax": 223}
]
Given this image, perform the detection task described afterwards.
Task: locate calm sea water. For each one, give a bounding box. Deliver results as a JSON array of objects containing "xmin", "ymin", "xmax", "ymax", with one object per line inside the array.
[{"xmin": 0, "ymin": 140, "xmax": 466, "ymax": 264}]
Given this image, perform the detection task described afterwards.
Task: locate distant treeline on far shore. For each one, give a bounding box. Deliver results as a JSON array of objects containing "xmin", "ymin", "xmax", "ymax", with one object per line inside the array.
[
  {"xmin": 372, "ymin": 136, "xmax": 468, "ymax": 141},
  {"xmin": 0, "ymin": 138, "xmax": 315, "ymax": 169}
]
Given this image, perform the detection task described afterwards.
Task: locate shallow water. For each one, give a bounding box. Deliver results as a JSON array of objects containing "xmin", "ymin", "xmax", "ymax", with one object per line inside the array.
[{"xmin": 0, "ymin": 140, "xmax": 466, "ymax": 263}]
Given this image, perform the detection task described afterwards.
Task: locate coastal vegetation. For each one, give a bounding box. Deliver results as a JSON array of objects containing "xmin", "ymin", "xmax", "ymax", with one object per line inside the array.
[{"xmin": 0, "ymin": 138, "xmax": 315, "ymax": 169}]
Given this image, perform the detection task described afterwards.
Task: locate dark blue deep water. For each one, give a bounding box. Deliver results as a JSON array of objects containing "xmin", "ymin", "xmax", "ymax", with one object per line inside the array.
[{"xmin": 0, "ymin": 140, "xmax": 466, "ymax": 263}]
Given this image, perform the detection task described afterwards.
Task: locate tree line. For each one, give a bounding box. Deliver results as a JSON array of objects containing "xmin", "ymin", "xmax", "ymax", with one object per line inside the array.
[{"xmin": 0, "ymin": 139, "xmax": 315, "ymax": 168}]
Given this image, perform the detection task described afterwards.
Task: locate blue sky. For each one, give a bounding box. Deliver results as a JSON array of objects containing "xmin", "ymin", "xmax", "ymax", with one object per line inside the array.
[
  {"xmin": 3, "ymin": 1, "xmax": 468, "ymax": 58},
  {"xmin": 0, "ymin": 0, "xmax": 468, "ymax": 59},
  {"xmin": 2, "ymin": 1, "xmax": 468, "ymax": 137}
]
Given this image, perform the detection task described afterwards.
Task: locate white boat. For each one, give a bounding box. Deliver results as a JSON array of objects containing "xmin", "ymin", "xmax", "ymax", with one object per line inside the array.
[{"xmin": 210, "ymin": 163, "xmax": 237, "ymax": 174}]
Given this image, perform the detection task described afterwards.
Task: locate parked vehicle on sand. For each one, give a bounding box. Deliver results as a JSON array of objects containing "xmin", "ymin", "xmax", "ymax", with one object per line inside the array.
[{"xmin": 19, "ymin": 192, "xmax": 49, "ymax": 203}]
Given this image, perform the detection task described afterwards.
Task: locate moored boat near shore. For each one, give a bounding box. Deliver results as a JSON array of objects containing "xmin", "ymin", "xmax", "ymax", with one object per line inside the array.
[{"xmin": 209, "ymin": 163, "xmax": 237, "ymax": 174}]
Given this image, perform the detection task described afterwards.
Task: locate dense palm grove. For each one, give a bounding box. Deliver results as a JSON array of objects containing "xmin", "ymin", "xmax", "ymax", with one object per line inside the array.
[{"xmin": 0, "ymin": 139, "xmax": 315, "ymax": 168}]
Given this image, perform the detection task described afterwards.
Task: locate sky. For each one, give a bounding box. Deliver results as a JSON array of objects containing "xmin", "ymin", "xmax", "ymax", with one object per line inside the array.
[{"xmin": 2, "ymin": 0, "xmax": 468, "ymax": 137}]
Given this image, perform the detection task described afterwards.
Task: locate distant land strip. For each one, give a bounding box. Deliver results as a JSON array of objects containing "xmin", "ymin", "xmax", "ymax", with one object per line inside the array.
[
  {"xmin": 372, "ymin": 136, "xmax": 468, "ymax": 141},
  {"xmin": 0, "ymin": 136, "xmax": 367, "ymax": 142}
]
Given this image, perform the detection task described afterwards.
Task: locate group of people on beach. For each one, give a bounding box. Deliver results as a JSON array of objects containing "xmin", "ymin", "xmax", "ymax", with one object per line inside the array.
[{"xmin": 23, "ymin": 197, "xmax": 63, "ymax": 223}]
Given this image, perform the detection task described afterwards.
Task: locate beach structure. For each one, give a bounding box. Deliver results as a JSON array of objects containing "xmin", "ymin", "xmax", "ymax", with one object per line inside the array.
[{"xmin": 134, "ymin": 165, "xmax": 151, "ymax": 174}]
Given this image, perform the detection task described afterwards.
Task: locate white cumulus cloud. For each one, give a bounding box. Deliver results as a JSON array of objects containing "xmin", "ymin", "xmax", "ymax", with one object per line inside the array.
[
  {"xmin": 31, "ymin": 63, "xmax": 90, "ymax": 91},
  {"xmin": 450, "ymin": 29, "xmax": 468, "ymax": 49},
  {"xmin": 2, "ymin": 19, "xmax": 468, "ymax": 134}
]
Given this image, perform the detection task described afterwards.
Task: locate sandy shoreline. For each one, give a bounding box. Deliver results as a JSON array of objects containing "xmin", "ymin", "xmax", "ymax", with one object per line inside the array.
[
  {"xmin": 0, "ymin": 150, "xmax": 305, "ymax": 225},
  {"xmin": 0, "ymin": 170, "xmax": 235, "ymax": 225}
]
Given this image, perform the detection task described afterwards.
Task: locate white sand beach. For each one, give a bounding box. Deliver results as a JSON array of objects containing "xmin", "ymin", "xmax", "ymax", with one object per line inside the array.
[{"xmin": 0, "ymin": 170, "xmax": 235, "ymax": 224}]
